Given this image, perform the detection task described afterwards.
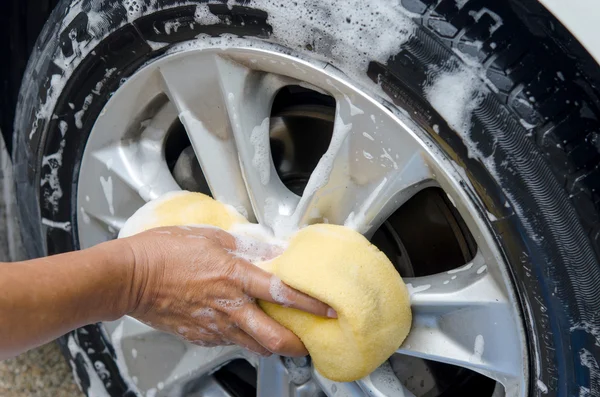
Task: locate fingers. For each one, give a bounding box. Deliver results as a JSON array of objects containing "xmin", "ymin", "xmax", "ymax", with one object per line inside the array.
[
  {"xmin": 174, "ymin": 324, "xmax": 225, "ymax": 348},
  {"xmin": 230, "ymin": 234, "xmax": 285, "ymax": 262},
  {"xmin": 186, "ymin": 304, "xmax": 273, "ymax": 356},
  {"xmin": 235, "ymin": 262, "xmax": 336, "ymax": 318},
  {"xmin": 182, "ymin": 312, "xmax": 267, "ymax": 354},
  {"xmin": 188, "ymin": 338, "xmax": 225, "ymax": 348},
  {"xmin": 234, "ymin": 303, "xmax": 309, "ymax": 357},
  {"xmin": 222, "ymin": 326, "xmax": 272, "ymax": 357},
  {"xmin": 194, "ymin": 227, "xmax": 238, "ymax": 251}
]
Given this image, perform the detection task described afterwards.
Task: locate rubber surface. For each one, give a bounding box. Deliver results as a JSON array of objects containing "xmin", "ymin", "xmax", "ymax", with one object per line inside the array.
[{"xmin": 11, "ymin": 0, "xmax": 600, "ymax": 396}]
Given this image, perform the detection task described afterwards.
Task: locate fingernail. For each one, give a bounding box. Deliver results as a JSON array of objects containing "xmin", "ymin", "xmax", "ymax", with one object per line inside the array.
[{"xmin": 327, "ymin": 308, "xmax": 338, "ymax": 318}]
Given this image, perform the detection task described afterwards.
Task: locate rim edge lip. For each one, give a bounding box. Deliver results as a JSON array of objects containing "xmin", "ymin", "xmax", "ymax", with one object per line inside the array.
[{"xmin": 76, "ymin": 42, "xmax": 529, "ymax": 396}]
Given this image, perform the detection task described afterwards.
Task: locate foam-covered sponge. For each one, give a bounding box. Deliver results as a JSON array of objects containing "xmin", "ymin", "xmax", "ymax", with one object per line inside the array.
[
  {"xmin": 119, "ymin": 191, "xmax": 249, "ymax": 238},
  {"xmin": 119, "ymin": 191, "xmax": 412, "ymax": 382},
  {"xmin": 259, "ymin": 224, "xmax": 411, "ymax": 381}
]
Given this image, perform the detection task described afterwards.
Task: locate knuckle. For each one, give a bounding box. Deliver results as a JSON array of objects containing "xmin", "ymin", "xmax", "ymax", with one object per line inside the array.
[
  {"xmin": 231, "ymin": 266, "xmax": 251, "ymax": 291},
  {"xmin": 229, "ymin": 307, "xmax": 249, "ymax": 328},
  {"xmin": 221, "ymin": 261, "xmax": 241, "ymax": 285},
  {"xmin": 265, "ymin": 335, "xmax": 285, "ymax": 352},
  {"xmin": 191, "ymin": 340, "xmax": 216, "ymax": 347},
  {"xmin": 211, "ymin": 230, "xmax": 237, "ymax": 250}
]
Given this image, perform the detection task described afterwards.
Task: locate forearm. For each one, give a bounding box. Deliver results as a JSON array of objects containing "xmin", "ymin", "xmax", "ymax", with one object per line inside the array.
[{"xmin": 0, "ymin": 239, "xmax": 138, "ymax": 360}]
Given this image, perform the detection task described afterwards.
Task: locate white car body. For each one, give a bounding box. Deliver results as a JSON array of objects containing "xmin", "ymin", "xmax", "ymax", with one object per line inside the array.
[{"xmin": 540, "ymin": 0, "xmax": 600, "ymax": 63}]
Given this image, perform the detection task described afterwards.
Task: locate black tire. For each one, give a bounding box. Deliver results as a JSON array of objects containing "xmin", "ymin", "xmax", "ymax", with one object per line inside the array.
[{"xmin": 13, "ymin": 0, "xmax": 600, "ymax": 396}]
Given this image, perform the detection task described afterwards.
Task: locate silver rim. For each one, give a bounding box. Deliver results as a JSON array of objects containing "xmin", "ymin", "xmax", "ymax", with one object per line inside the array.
[{"xmin": 77, "ymin": 43, "xmax": 528, "ymax": 397}]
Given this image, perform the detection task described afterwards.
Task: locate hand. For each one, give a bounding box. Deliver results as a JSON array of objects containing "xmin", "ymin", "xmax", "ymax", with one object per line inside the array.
[{"xmin": 122, "ymin": 226, "xmax": 335, "ymax": 357}]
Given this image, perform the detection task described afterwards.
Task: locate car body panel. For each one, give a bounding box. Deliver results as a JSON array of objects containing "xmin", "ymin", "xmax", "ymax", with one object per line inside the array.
[{"xmin": 539, "ymin": 0, "xmax": 600, "ymax": 63}]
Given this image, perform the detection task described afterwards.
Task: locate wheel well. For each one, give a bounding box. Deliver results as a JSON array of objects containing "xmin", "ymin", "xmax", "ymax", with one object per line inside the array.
[{"xmin": 0, "ymin": 0, "xmax": 58, "ymax": 154}]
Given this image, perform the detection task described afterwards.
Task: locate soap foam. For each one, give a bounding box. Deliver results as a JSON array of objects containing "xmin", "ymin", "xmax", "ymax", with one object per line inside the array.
[
  {"xmin": 578, "ymin": 349, "xmax": 599, "ymax": 397},
  {"xmin": 207, "ymin": 323, "xmax": 223, "ymax": 335},
  {"xmin": 177, "ymin": 326, "xmax": 189, "ymax": 335},
  {"xmin": 250, "ymin": 0, "xmax": 415, "ymax": 87},
  {"xmin": 215, "ymin": 298, "xmax": 245, "ymax": 310},
  {"xmin": 109, "ymin": 322, "xmax": 137, "ymax": 394},
  {"xmin": 42, "ymin": 218, "xmax": 72, "ymax": 232},
  {"xmin": 229, "ymin": 222, "xmax": 287, "ymax": 263},
  {"xmin": 154, "ymin": 230, "xmax": 171, "ymax": 235},
  {"xmin": 424, "ymin": 65, "xmax": 485, "ymax": 141},
  {"xmin": 447, "ymin": 262, "xmax": 474, "ymax": 274},
  {"xmin": 192, "ymin": 307, "xmax": 215, "ymax": 318},
  {"xmin": 283, "ymin": 357, "xmax": 312, "ymax": 385},
  {"xmin": 99, "ymin": 176, "xmax": 114, "ymax": 215},
  {"xmin": 230, "ymin": 232, "xmax": 285, "ymax": 263},
  {"xmin": 40, "ymin": 139, "xmax": 65, "ymax": 213},
  {"xmin": 194, "ymin": 4, "xmax": 222, "ymax": 25},
  {"xmin": 68, "ymin": 335, "xmax": 110, "ymax": 397},
  {"xmin": 250, "ymin": 117, "xmax": 271, "ymax": 185},
  {"xmin": 269, "ymin": 275, "xmax": 292, "ymax": 307},
  {"xmin": 344, "ymin": 177, "xmax": 388, "ymax": 234},
  {"xmin": 469, "ymin": 334, "xmax": 485, "ymax": 363},
  {"xmin": 244, "ymin": 311, "xmax": 260, "ymax": 334}
]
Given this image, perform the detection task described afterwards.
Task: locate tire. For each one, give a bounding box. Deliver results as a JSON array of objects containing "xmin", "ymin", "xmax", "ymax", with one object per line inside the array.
[{"xmin": 12, "ymin": 0, "xmax": 600, "ymax": 396}]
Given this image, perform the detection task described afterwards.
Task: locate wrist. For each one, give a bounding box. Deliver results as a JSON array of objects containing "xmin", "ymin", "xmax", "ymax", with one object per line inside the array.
[
  {"xmin": 91, "ymin": 238, "xmax": 144, "ymax": 320},
  {"xmin": 120, "ymin": 235, "xmax": 163, "ymax": 319}
]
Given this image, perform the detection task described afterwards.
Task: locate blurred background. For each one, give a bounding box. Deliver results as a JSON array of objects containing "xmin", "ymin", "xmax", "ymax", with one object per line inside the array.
[{"xmin": 0, "ymin": 134, "xmax": 79, "ymax": 396}]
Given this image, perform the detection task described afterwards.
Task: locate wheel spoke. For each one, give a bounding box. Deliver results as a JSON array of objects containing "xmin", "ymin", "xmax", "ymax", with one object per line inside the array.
[
  {"xmin": 79, "ymin": 106, "xmax": 179, "ymax": 248},
  {"xmin": 344, "ymin": 151, "xmax": 435, "ymax": 236},
  {"xmin": 162, "ymin": 345, "xmax": 241, "ymax": 390},
  {"xmin": 257, "ymin": 356, "xmax": 293, "ymax": 397},
  {"xmin": 106, "ymin": 317, "xmax": 241, "ymax": 395},
  {"xmin": 172, "ymin": 376, "xmax": 235, "ymax": 397},
  {"xmin": 82, "ymin": 209, "xmax": 126, "ymax": 235},
  {"xmin": 311, "ymin": 368, "xmax": 363, "ymax": 397},
  {"xmin": 159, "ymin": 53, "xmax": 298, "ymax": 224},
  {"xmin": 105, "ymin": 317, "xmax": 158, "ymax": 339},
  {"xmin": 159, "ymin": 54, "xmax": 253, "ymax": 219},
  {"xmin": 312, "ymin": 362, "xmax": 416, "ymax": 397},
  {"xmin": 92, "ymin": 94, "xmax": 179, "ymax": 201},
  {"xmin": 217, "ymin": 58, "xmax": 299, "ymax": 226},
  {"xmin": 398, "ymin": 253, "xmax": 525, "ymax": 385},
  {"xmin": 288, "ymin": 90, "xmax": 435, "ymax": 235},
  {"xmin": 357, "ymin": 362, "xmax": 416, "ymax": 397},
  {"xmin": 103, "ymin": 142, "xmax": 179, "ymax": 201}
]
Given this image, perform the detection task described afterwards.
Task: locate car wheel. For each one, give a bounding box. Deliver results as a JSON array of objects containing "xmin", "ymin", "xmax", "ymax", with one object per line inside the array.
[{"xmin": 13, "ymin": 0, "xmax": 600, "ymax": 396}]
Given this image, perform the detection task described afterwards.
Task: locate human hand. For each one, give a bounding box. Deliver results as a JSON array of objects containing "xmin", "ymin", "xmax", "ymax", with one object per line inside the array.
[{"xmin": 122, "ymin": 226, "xmax": 335, "ymax": 357}]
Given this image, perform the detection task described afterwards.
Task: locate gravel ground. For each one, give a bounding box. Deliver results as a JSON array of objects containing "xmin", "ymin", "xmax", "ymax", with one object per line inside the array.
[
  {"xmin": 0, "ymin": 343, "xmax": 81, "ymax": 397},
  {"xmin": 0, "ymin": 135, "xmax": 80, "ymax": 396}
]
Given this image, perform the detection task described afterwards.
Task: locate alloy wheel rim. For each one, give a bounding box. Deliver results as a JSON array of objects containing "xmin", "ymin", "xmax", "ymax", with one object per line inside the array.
[{"xmin": 76, "ymin": 43, "xmax": 528, "ymax": 397}]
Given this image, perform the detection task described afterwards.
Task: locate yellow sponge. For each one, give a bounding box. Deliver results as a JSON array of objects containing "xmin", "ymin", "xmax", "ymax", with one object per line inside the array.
[
  {"xmin": 118, "ymin": 191, "xmax": 248, "ymax": 238},
  {"xmin": 259, "ymin": 224, "xmax": 411, "ymax": 381}
]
